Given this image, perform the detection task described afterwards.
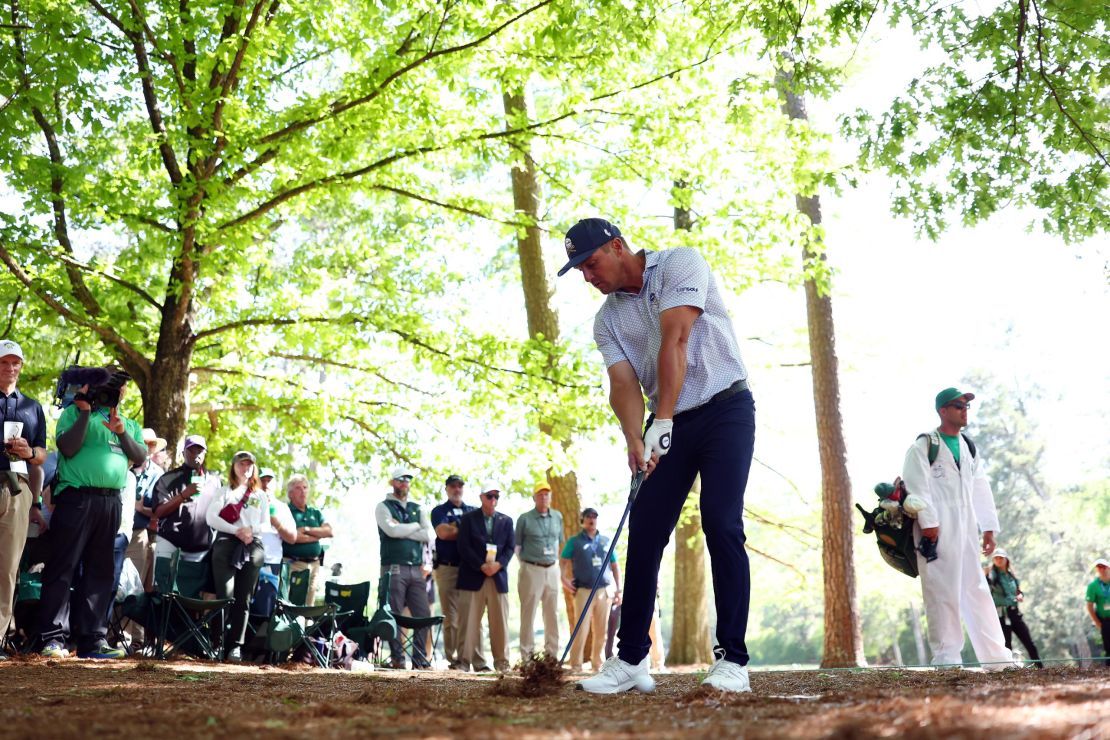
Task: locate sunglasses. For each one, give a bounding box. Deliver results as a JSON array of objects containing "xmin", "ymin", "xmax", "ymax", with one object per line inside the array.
[
  {"xmin": 945, "ymin": 402, "xmax": 971, "ymax": 410},
  {"xmin": 483, "ymin": 492, "xmax": 500, "ymax": 500}
]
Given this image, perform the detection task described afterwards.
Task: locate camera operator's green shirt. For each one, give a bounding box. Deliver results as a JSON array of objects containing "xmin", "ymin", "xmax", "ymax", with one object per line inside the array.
[{"xmin": 54, "ymin": 405, "xmax": 143, "ymax": 496}]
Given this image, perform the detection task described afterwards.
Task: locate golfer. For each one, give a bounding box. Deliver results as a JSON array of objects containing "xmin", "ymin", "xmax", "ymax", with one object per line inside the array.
[{"xmin": 558, "ymin": 218, "xmax": 755, "ymax": 693}]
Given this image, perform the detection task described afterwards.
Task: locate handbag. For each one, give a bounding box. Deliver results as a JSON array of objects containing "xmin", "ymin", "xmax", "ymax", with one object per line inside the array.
[{"xmin": 218, "ymin": 489, "xmax": 253, "ymax": 525}]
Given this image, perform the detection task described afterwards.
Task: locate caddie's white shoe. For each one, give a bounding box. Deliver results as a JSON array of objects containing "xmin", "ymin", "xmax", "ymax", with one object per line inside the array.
[
  {"xmin": 576, "ymin": 656, "xmax": 655, "ymax": 694},
  {"xmin": 701, "ymin": 658, "xmax": 751, "ymax": 692}
]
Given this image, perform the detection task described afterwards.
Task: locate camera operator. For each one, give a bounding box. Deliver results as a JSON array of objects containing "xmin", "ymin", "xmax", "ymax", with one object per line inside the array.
[
  {"xmin": 37, "ymin": 370, "xmax": 146, "ymax": 659},
  {"xmin": 0, "ymin": 340, "xmax": 47, "ymax": 660}
]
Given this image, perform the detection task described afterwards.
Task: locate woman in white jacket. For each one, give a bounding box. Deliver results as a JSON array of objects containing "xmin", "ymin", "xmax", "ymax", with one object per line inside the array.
[{"xmin": 206, "ymin": 450, "xmax": 268, "ymax": 662}]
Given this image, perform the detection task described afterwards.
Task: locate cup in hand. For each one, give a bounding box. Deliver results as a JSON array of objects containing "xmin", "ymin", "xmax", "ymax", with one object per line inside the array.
[{"xmin": 485, "ymin": 543, "xmax": 497, "ymax": 563}]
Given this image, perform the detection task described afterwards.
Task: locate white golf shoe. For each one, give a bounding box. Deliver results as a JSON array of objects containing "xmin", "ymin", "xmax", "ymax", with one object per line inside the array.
[
  {"xmin": 701, "ymin": 658, "xmax": 751, "ymax": 692},
  {"xmin": 576, "ymin": 656, "xmax": 656, "ymax": 694}
]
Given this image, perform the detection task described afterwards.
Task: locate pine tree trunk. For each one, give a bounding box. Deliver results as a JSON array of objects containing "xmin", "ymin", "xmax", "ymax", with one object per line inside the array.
[
  {"xmin": 667, "ymin": 483, "xmax": 713, "ymax": 664},
  {"xmin": 775, "ymin": 60, "xmax": 865, "ymax": 668},
  {"xmin": 502, "ymin": 88, "xmax": 583, "ymax": 629}
]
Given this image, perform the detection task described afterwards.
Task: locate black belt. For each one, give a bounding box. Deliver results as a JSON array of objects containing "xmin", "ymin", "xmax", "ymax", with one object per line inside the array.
[
  {"xmin": 68, "ymin": 486, "xmax": 119, "ymax": 497},
  {"xmin": 676, "ymin": 379, "xmax": 749, "ymax": 419},
  {"xmin": 523, "ymin": 559, "xmax": 556, "ymax": 568}
]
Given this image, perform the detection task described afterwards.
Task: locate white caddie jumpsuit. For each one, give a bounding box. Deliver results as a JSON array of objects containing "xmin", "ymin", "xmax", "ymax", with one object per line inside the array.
[{"xmin": 902, "ymin": 432, "xmax": 1014, "ymax": 669}]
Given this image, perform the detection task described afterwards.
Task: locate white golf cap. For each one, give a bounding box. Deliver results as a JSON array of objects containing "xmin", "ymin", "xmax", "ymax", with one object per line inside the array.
[
  {"xmin": 991, "ymin": 549, "xmax": 1008, "ymax": 560},
  {"xmin": 481, "ymin": 480, "xmax": 504, "ymax": 494},
  {"xmin": 1094, "ymin": 558, "xmax": 1110, "ymax": 569},
  {"xmin": 0, "ymin": 340, "xmax": 23, "ymax": 360},
  {"xmin": 390, "ymin": 466, "xmax": 415, "ymax": 481}
]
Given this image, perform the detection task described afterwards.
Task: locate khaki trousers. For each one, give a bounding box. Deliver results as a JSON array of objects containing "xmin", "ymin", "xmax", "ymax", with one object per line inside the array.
[
  {"xmin": 122, "ymin": 528, "xmax": 156, "ymax": 643},
  {"xmin": 0, "ymin": 479, "xmax": 31, "ymax": 638},
  {"xmin": 434, "ymin": 564, "xmax": 468, "ymax": 667},
  {"xmin": 289, "ymin": 560, "xmax": 320, "ymax": 605},
  {"xmin": 462, "ymin": 578, "xmax": 510, "ymax": 671},
  {"xmin": 517, "ymin": 561, "xmax": 560, "ymax": 658},
  {"xmin": 571, "ymin": 586, "xmax": 612, "ymax": 671}
]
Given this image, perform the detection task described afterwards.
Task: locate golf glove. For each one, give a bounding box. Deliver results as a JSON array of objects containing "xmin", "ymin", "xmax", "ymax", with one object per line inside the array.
[{"xmin": 643, "ymin": 419, "xmax": 674, "ymax": 463}]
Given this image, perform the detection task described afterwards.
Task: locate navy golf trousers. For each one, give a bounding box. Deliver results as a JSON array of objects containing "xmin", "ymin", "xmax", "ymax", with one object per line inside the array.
[{"xmin": 617, "ymin": 389, "xmax": 755, "ymax": 666}]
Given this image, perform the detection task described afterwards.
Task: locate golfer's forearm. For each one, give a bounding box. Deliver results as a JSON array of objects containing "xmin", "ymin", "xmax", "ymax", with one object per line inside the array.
[
  {"xmin": 609, "ymin": 380, "xmax": 645, "ymax": 444},
  {"xmin": 655, "ymin": 340, "xmax": 688, "ymax": 421}
]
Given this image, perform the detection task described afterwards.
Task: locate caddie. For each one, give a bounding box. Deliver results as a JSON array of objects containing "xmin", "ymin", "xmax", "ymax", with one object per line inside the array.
[
  {"xmin": 901, "ymin": 387, "xmax": 1014, "ymax": 669},
  {"xmin": 557, "ymin": 217, "xmax": 755, "ymax": 694}
]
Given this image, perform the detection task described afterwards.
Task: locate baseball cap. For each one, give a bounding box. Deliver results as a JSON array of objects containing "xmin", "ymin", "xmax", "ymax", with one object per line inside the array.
[
  {"xmin": 557, "ymin": 218, "xmax": 622, "ymax": 276},
  {"xmin": 481, "ymin": 480, "xmax": 504, "ymax": 494},
  {"xmin": 141, "ymin": 428, "xmax": 167, "ymax": 453},
  {"xmin": 992, "ymin": 549, "xmax": 1009, "ymax": 561},
  {"xmin": 935, "ymin": 387, "xmax": 975, "ymax": 411},
  {"xmin": 259, "ymin": 468, "xmax": 275, "ymax": 480},
  {"xmin": 445, "ymin": 474, "xmax": 464, "ymax": 487},
  {"xmin": 391, "ymin": 466, "xmax": 414, "ymax": 481},
  {"xmin": 1094, "ymin": 558, "xmax": 1110, "ymax": 570},
  {"xmin": 183, "ymin": 434, "xmax": 207, "ymax": 450},
  {"xmin": 581, "ymin": 507, "xmax": 599, "ymax": 519},
  {"xmin": 0, "ymin": 340, "xmax": 23, "ymax": 361},
  {"xmin": 533, "ymin": 482, "xmax": 552, "ymax": 495},
  {"xmin": 233, "ymin": 450, "xmax": 256, "ymax": 463}
]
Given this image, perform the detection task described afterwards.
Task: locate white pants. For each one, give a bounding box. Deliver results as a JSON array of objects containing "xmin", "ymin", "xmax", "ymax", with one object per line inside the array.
[{"xmin": 918, "ymin": 517, "xmax": 1013, "ymax": 668}]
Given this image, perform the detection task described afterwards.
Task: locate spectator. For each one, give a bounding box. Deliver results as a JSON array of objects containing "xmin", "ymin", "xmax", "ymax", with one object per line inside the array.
[
  {"xmin": 431, "ymin": 474, "xmax": 487, "ymax": 671},
  {"xmin": 123, "ymin": 429, "xmax": 165, "ymax": 646},
  {"xmin": 376, "ymin": 466, "xmax": 433, "ymax": 669},
  {"xmin": 986, "ymin": 549, "xmax": 1042, "ymax": 667},
  {"xmin": 152, "ymin": 436, "xmax": 217, "ymax": 566},
  {"xmin": 258, "ymin": 477, "xmax": 296, "ymax": 580},
  {"xmin": 259, "ymin": 468, "xmax": 277, "ymax": 494},
  {"xmin": 562, "ymin": 507, "xmax": 622, "ymax": 673},
  {"xmin": 0, "ymin": 340, "xmax": 47, "ymax": 660},
  {"xmin": 38, "ymin": 368, "xmax": 146, "ymax": 659},
  {"xmin": 129, "ymin": 430, "xmax": 165, "ymax": 586},
  {"xmin": 515, "ymin": 482, "xmax": 564, "ymax": 660},
  {"xmin": 902, "ymin": 388, "xmax": 1014, "ymax": 670},
  {"xmin": 106, "ymin": 469, "xmax": 137, "ymax": 629},
  {"xmin": 457, "ymin": 482, "xmax": 514, "ymax": 673},
  {"xmin": 282, "ymin": 474, "xmax": 332, "ymax": 604},
  {"xmin": 1086, "ymin": 558, "xmax": 1110, "ymax": 668},
  {"xmin": 206, "ymin": 450, "xmax": 268, "ymax": 662}
]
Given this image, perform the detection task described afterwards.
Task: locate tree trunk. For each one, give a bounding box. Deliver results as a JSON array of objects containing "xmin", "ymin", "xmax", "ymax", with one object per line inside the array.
[
  {"xmin": 668, "ymin": 480, "xmax": 713, "ymax": 665},
  {"xmin": 775, "ymin": 60, "xmax": 865, "ymax": 668},
  {"xmin": 665, "ymin": 196, "xmax": 713, "ymax": 665},
  {"xmin": 503, "ymin": 88, "xmax": 583, "ymax": 629},
  {"xmin": 909, "ymin": 600, "xmax": 928, "ymax": 665}
]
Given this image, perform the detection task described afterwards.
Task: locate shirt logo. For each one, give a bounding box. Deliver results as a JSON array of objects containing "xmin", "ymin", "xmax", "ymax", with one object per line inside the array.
[{"xmin": 677, "ymin": 286, "xmax": 699, "ymax": 293}]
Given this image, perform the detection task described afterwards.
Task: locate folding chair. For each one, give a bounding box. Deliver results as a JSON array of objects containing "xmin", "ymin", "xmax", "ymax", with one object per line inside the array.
[
  {"xmin": 9, "ymin": 569, "xmax": 42, "ymax": 654},
  {"xmin": 267, "ymin": 600, "xmax": 338, "ymax": 667},
  {"xmin": 286, "ymin": 567, "xmax": 311, "ymax": 606},
  {"xmin": 324, "ymin": 580, "xmax": 371, "ymax": 633},
  {"xmin": 367, "ymin": 573, "xmax": 443, "ymax": 667},
  {"xmin": 364, "ymin": 578, "xmax": 398, "ymax": 666},
  {"xmin": 150, "ymin": 553, "xmax": 234, "ymax": 661}
]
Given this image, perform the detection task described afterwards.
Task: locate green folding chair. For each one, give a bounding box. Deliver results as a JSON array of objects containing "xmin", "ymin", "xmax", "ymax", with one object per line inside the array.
[
  {"xmin": 151, "ymin": 553, "xmax": 234, "ymax": 661},
  {"xmin": 266, "ymin": 600, "xmax": 338, "ymax": 667},
  {"xmin": 287, "ymin": 568, "xmax": 311, "ymax": 606}
]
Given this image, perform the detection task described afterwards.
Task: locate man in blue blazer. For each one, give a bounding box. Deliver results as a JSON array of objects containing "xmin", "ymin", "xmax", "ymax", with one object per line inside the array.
[{"xmin": 457, "ymin": 481, "xmax": 515, "ymax": 672}]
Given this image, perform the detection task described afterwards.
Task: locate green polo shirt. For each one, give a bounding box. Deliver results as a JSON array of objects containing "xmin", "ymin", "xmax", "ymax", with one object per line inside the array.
[
  {"xmin": 54, "ymin": 405, "xmax": 142, "ymax": 496},
  {"xmin": 1087, "ymin": 578, "xmax": 1110, "ymax": 618},
  {"xmin": 515, "ymin": 508, "xmax": 564, "ymax": 564},
  {"xmin": 283, "ymin": 504, "xmax": 326, "ymax": 560}
]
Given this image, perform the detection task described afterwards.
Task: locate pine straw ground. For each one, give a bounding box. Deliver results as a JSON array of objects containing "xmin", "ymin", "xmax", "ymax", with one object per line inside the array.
[{"xmin": 0, "ymin": 654, "xmax": 1106, "ymax": 739}]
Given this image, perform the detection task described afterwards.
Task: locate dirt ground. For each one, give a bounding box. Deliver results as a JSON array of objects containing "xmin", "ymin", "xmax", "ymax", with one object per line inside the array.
[{"xmin": 0, "ymin": 656, "xmax": 1106, "ymax": 739}]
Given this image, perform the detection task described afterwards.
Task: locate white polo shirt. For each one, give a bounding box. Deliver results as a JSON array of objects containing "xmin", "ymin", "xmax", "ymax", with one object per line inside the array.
[{"xmin": 593, "ymin": 247, "xmax": 747, "ymax": 415}]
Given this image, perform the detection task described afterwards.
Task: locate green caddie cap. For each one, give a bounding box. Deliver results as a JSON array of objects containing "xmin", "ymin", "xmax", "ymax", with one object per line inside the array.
[{"xmin": 935, "ymin": 387, "xmax": 975, "ymax": 411}]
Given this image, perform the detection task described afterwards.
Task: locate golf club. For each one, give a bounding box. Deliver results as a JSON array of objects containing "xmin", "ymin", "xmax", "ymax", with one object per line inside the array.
[{"xmin": 560, "ymin": 469, "xmax": 646, "ymax": 665}]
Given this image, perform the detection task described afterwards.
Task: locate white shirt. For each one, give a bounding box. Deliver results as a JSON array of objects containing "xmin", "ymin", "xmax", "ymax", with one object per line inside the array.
[
  {"xmin": 593, "ymin": 248, "xmax": 748, "ymax": 414},
  {"xmin": 206, "ymin": 485, "xmax": 272, "ymax": 537},
  {"xmin": 374, "ymin": 492, "xmax": 432, "ymax": 543},
  {"xmin": 261, "ymin": 498, "xmax": 295, "ymax": 564},
  {"xmin": 117, "ymin": 471, "xmax": 136, "ymax": 538}
]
